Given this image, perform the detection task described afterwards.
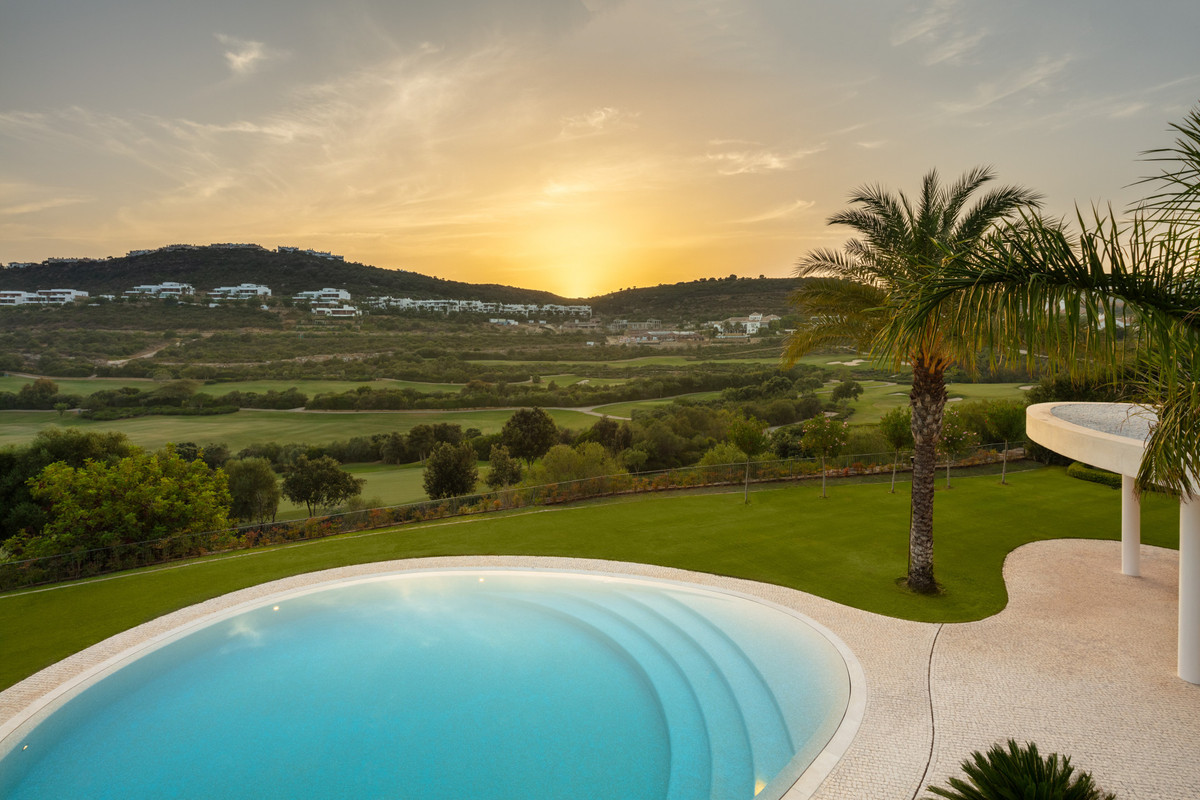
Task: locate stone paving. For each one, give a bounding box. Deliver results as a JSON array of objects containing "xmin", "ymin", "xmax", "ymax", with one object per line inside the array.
[{"xmin": 2, "ymin": 541, "xmax": 1198, "ymax": 799}]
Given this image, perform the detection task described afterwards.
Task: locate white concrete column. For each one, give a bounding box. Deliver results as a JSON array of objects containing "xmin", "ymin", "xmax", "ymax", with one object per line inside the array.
[
  {"xmin": 1180, "ymin": 494, "xmax": 1200, "ymax": 684},
  {"xmin": 1121, "ymin": 474, "xmax": 1141, "ymax": 577}
]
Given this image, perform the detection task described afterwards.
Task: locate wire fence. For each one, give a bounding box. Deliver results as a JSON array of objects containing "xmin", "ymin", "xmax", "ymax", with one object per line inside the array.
[{"xmin": 0, "ymin": 442, "xmax": 1028, "ymax": 591}]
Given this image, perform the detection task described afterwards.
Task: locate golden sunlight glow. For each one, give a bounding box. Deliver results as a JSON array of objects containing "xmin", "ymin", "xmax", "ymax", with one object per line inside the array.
[{"xmin": 520, "ymin": 220, "xmax": 638, "ymax": 298}]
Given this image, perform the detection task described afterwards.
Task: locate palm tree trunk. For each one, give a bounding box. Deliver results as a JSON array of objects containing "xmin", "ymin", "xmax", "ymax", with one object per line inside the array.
[{"xmin": 908, "ymin": 354, "xmax": 947, "ymax": 594}]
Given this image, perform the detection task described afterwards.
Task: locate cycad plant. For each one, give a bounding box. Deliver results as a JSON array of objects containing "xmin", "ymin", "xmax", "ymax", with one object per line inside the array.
[
  {"xmin": 784, "ymin": 168, "xmax": 1041, "ymax": 593},
  {"xmin": 925, "ymin": 739, "xmax": 1116, "ymax": 800}
]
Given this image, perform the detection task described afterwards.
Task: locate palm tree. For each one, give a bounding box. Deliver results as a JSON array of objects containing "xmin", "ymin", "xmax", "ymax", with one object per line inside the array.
[
  {"xmin": 784, "ymin": 168, "xmax": 1041, "ymax": 593},
  {"xmin": 890, "ymin": 106, "xmax": 1200, "ymax": 497}
]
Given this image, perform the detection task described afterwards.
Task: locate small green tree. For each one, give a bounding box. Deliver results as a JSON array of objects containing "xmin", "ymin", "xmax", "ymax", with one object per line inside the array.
[
  {"xmin": 726, "ymin": 416, "xmax": 768, "ymax": 458},
  {"xmin": 282, "ymin": 455, "xmax": 365, "ymax": 516},
  {"xmin": 224, "ymin": 457, "xmax": 281, "ymax": 523},
  {"xmin": 485, "ymin": 444, "xmax": 522, "ymax": 489},
  {"xmin": 984, "ymin": 400, "xmax": 1027, "ymax": 485},
  {"xmin": 831, "ymin": 380, "xmax": 864, "ymax": 403},
  {"xmin": 53, "ymin": 402, "xmax": 70, "ymax": 418},
  {"xmin": 501, "ymin": 407, "xmax": 559, "ymax": 465},
  {"xmin": 879, "ymin": 406, "xmax": 915, "ymax": 493},
  {"xmin": 937, "ymin": 406, "xmax": 980, "ymax": 489},
  {"xmin": 423, "ymin": 442, "xmax": 479, "ymax": 500},
  {"xmin": 925, "ymin": 739, "xmax": 1115, "ymax": 800},
  {"xmin": 800, "ymin": 416, "xmax": 848, "ymax": 498}
]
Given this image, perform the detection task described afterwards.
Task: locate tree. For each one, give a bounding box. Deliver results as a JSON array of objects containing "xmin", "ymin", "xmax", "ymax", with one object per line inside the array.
[
  {"xmin": 0, "ymin": 428, "xmax": 138, "ymax": 545},
  {"xmin": 937, "ymin": 406, "xmax": 980, "ymax": 488},
  {"xmin": 224, "ymin": 457, "xmax": 281, "ymax": 523},
  {"xmin": 800, "ymin": 416, "xmax": 848, "ymax": 499},
  {"xmin": 984, "ymin": 400, "xmax": 1026, "ymax": 485},
  {"xmin": 522, "ymin": 442, "xmax": 623, "ymax": 485},
  {"xmin": 485, "ymin": 444, "xmax": 522, "ymax": 489},
  {"xmin": 830, "ymin": 379, "xmax": 864, "ymax": 403},
  {"xmin": 726, "ymin": 416, "xmax": 768, "ymax": 458},
  {"xmin": 895, "ymin": 106, "xmax": 1200, "ymax": 498},
  {"xmin": 422, "ymin": 442, "xmax": 479, "ymax": 500},
  {"xmin": 20, "ymin": 446, "xmax": 230, "ymax": 561},
  {"xmin": 784, "ymin": 168, "xmax": 1041, "ymax": 592},
  {"xmin": 879, "ymin": 406, "xmax": 914, "ymax": 493},
  {"xmin": 282, "ymin": 455, "xmax": 364, "ymax": 516},
  {"xmin": 500, "ymin": 407, "xmax": 559, "ymax": 465}
]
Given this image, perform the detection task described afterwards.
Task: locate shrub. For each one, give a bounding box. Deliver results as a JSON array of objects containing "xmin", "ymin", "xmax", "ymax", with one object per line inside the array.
[
  {"xmin": 925, "ymin": 739, "xmax": 1115, "ymax": 800},
  {"xmin": 1067, "ymin": 462, "xmax": 1123, "ymax": 490}
]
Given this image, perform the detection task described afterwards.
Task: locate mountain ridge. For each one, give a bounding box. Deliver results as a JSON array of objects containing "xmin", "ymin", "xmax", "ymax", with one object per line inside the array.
[{"xmin": 0, "ymin": 246, "xmax": 796, "ymax": 320}]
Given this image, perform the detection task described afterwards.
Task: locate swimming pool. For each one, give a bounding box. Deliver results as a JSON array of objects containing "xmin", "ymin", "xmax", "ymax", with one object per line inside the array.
[{"xmin": 0, "ymin": 569, "xmax": 860, "ymax": 799}]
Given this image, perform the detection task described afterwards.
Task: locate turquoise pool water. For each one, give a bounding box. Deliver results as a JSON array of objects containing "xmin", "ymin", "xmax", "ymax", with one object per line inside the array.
[{"xmin": 0, "ymin": 570, "xmax": 852, "ymax": 799}]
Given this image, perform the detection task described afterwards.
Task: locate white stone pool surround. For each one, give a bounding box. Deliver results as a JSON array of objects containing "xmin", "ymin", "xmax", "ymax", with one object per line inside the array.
[{"xmin": 2, "ymin": 544, "xmax": 1198, "ymax": 799}]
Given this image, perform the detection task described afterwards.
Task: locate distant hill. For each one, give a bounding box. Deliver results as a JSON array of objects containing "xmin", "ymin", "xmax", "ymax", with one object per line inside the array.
[
  {"xmin": 589, "ymin": 277, "xmax": 795, "ymax": 321},
  {"xmin": 0, "ymin": 245, "xmax": 797, "ymax": 319}
]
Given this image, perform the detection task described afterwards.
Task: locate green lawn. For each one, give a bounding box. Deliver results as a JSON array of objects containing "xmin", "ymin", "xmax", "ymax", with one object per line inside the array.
[
  {"xmin": 274, "ymin": 461, "xmax": 482, "ymax": 519},
  {"xmin": 591, "ymin": 391, "xmax": 724, "ymax": 418},
  {"xmin": 0, "ymin": 408, "xmax": 598, "ymax": 452},
  {"xmin": 844, "ymin": 381, "xmax": 1030, "ymax": 426},
  {"xmin": 0, "ymin": 376, "xmax": 465, "ymax": 397},
  {"xmin": 0, "ymin": 466, "xmax": 1180, "ymax": 691}
]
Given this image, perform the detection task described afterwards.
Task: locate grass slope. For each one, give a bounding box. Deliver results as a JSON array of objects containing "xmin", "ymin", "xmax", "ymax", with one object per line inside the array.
[
  {"xmin": 0, "ymin": 467, "xmax": 1179, "ymax": 691},
  {"xmin": 0, "ymin": 408, "xmax": 598, "ymax": 451}
]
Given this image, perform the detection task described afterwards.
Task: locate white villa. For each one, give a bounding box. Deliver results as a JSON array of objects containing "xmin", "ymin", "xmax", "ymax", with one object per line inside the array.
[{"xmin": 0, "ymin": 289, "xmax": 89, "ymax": 306}]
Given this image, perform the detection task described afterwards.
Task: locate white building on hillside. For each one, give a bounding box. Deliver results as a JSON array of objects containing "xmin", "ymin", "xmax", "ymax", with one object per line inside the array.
[
  {"xmin": 0, "ymin": 289, "xmax": 89, "ymax": 306},
  {"xmin": 294, "ymin": 288, "xmax": 351, "ymax": 307},
  {"xmin": 209, "ymin": 283, "xmax": 272, "ymax": 300},
  {"xmin": 126, "ymin": 282, "xmax": 195, "ymax": 298}
]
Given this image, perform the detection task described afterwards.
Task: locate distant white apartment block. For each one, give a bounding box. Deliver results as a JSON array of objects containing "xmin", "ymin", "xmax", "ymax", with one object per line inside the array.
[
  {"xmin": 311, "ymin": 305, "xmax": 361, "ymax": 318},
  {"xmin": 365, "ymin": 296, "xmax": 591, "ymax": 317},
  {"xmin": 126, "ymin": 282, "xmax": 195, "ymax": 298},
  {"xmin": 294, "ymin": 288, "xmax": 352, "ymax": 307},
  {"xmin": 0, "ymin": 289, "xmax": 89, "ymax": 306},
  {"xmin": 209, "ymin": 283, "xmax": 272, "ymax": 300},
  {"xmin": 3, "ymin": 262, "xmax": 38, "ymax": 270}
]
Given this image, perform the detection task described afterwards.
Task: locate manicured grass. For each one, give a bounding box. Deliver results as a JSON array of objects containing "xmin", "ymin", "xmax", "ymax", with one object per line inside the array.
[
  {"xmin": 845, "ymin": 381, "xmax": 1030, "ymax": 426},
  {"xmin": 0, "ymin": 408, "xmax": 598, "ymax": 451},
  {"xmin": 591, "ymin": 391, "xmax": 724, "ymax": 418},
  {"xmin": 275, "ymin": 462, "xmax": 435, "ymax": 519},
  {"xmin": 0, "ymin": 376, "xmax": 465, "ymax": 397},
  {"xmin": 0, "ymin": 466, "xmax": 1180, "ymax": 691}
]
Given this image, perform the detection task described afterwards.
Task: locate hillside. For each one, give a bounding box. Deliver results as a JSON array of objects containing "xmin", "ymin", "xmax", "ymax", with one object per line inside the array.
[
  {"xmin": 0, "ymin": 248, "xmax": 574, "ymax": 306},
  {"xmin": 0, "ymin": 246, "xmax": 798, "ymax": 319}
]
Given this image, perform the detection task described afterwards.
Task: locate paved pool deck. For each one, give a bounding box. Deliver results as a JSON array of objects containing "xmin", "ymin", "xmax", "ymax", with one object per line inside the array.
[{"xmin": 2, "ymin": 539, "xmax": 1198, "ymax": 799}]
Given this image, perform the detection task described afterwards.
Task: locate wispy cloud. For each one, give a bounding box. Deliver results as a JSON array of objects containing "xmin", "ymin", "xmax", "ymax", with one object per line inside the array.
[
  {"xmin": 732, "ymin": 198, "xmax": 815, "ymax": 224},
  {"xmin": 215, "ymin": 34, "xmax": 277, "ymax": 77},
  {"xmin": 939, "ymin": 55, "xmax": 1072, "ymax": 116},
  {"xmin": 706, "ymin": 145, "xmax": 824, "ymax": 175},
  {"xmin": 0, "ymin": 196, "xmax": 90, "ymax": 216},
  {"xmin": 558, "ymin": 107, "xmax": 639, "ymax": 139},
  {"xmin": 892, "ymin": 0, "xmax": 986, "ymax": 66}
]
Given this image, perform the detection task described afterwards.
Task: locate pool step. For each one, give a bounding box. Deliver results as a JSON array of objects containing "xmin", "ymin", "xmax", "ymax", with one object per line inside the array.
[{"xmin": 539, "ymin": 590, "xmax": 794, "ymax": 800}]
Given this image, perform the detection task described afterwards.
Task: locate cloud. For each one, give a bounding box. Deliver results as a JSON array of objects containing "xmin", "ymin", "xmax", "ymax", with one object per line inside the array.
[
  {"xmin": 891, "ymin": 0, "xmax": 986, "ymax": 65},
  {"xmin": 891, "ymin": 0, "xmax": 960, "ymax": 47},
  {"xmin": 706, "ymin": 145, "xmax": 824, "ymax": 175},
  {"xmin": 939, "ymin": 55, "xmax": 1071, "ymax": 116},
  {"xmin": 558, "ymin": 107, "xmax": 639, "ymax": 139},
  {"xmin": 216, "ymin": 34, "xmax": 276, "ymax": 77},
  {"xmin": 0, "ymin": 196, "xmax": 90, "ymax": 216},
  {"xmin": 732, "ymin": 199, "xmax": 815, "ymax": 224}
]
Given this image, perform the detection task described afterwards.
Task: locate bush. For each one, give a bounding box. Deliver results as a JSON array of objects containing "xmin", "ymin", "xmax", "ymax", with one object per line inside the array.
[
  {"xmin": 925, "ymin": 739, "xmax": 1115, "ymax": 800},
  {"xmin": 1067, "ymin": 462, "xmax": 1123, "ymax": 490}
]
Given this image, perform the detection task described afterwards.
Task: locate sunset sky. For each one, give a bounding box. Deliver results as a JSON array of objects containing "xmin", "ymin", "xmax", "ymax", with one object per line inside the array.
[{"xmin": 2, "ymin": 0, "xmax": 1198, "ymax": 298}]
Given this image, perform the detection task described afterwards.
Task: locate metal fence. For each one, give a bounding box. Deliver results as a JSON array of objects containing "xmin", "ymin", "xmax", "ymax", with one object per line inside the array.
[{"xmin": 0, "ymin": 443, "xmax": 1027, "ymax": 591}]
